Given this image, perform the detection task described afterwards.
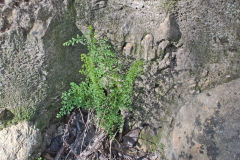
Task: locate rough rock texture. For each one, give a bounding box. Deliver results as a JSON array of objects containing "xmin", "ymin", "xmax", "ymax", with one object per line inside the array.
[
  {"xmin": 0, "ymin": 0, "xmax": 86, "ymax": 126},
  {"xmin": 0, "ymin": 0, "xmax": 86, "ymax": 159},
  {"xmin": 0, "ymin": 0, "xmax": 240, "ymax": 159},
  {"xmin": 73, "ymin": 0, "xmax": 240, "ymax": 159},
  {"xmin": 0, "ymin": 121, "xmax": 41, "ymax": 160},
  {"xmin": 74, "ymin": 0, "xmax": 167, "ymax": 60},
  {"xmin": 169, "ymin": 78, "xmax": 240, "ymax": 160}
]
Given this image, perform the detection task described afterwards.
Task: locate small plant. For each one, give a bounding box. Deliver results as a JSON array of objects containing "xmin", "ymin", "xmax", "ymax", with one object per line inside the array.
[
  {"xmin": 57, "ymin": 26, "xmax": 143, "ymax": 137},
  {"xmin": 37, "ymin": 157, "xmax": 42, "ymax": 160},
  {"xmin": 0, "ymin": 106, "xmax": 35, "ymax": 129},
  {"xmin": 10, "ymin": 106, "xmax": 35, "ymax": 123}
]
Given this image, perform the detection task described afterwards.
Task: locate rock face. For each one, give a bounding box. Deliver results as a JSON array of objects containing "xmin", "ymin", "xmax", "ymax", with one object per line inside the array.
[
  {"xmin": 0, "ymin": 0, "xmax": 86, "ymax": 126},
  {"xmin": 0, "ymin": 0, "xmax": 240, "ymax": 159},
  {"xmin": 0, "ymin": 121, "xmax": 41, "ymax": 160},
  {"xmin": 169, "ymin": 78, "xmax": 240, "ymax": 160},
  {"xmin": 0, "ymin": 0, "xmax": 86, "ymax": 159},
  {"xmin": 73, "ymin": 0, "xmax": 240, "ymax": 159}
]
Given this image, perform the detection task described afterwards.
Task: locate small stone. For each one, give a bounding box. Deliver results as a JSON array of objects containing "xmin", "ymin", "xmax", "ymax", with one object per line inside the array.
[
  {"xmin": 122, "ymin": 128, "xmax": 141, "ymax": 148},
  {"xmin": 0, "ymin": 122, "xmax": 41, "ymax": 160},
  {"xmin": 158, "ymin": 40, "xmax": 170, "ymax": 51},
  {"xmin": 0, "ymin": 109, "xmax": 14, "ymax": 121},
  {"xmin": 123, "ymin": 43, "xmax": 134, "ymax": 57},
  {"xmin": 158, "ymin": 52, "xmax": 170, "ymax": 69}
]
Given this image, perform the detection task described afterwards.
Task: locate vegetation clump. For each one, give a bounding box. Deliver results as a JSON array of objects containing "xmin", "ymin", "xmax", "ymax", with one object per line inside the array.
[
  {"xmin": 57, "ymin": 26, "xmax": 143, "ymax": 137},
  {"xmin": 163, "ymin": 0, "xmax": 179, "ymax": 12},
  {"xmin": 0, "ymin": 106, "xmax": 36, "ymax": 130}
]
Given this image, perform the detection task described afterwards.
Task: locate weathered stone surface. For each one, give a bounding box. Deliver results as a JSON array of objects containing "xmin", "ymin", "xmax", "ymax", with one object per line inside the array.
[
  {"xmin": 0, "ymin": 121, "xmax": 41, "ymax": 160},
  {"xmin": 140, "ymin": 34, "xmax": 156, "ymax": 60},
  {"xmin": 91, "ymin": 0, "xmax": 107, "ymax": 10},
  {"xmin": 74, "ymin": 0, "xmax": 167, "ymax": 60},
  {"xmin": 73, "ymin": 0, "xmax": 240, "ymax": 159},
  {"xmin": 123, "ymin": 42, "xmax": 134, "ymax": 57},
  {"xmin": 0, "ymin": 0, "xmax": 86, "ymax": 159},
  {"xmin": 0, "ymin": 0, "xmax": 240, "ymax": 159},
  {"xmin": 0, "ymin": 0, "xmax": 86, "ymax": 126},
  {"xmin": 168, "ymin": 78, "xmax": 240, "ymax": 160},
  {"xmin": 155, "ymin": 14, "xmax": 181, "ymax": 42},
  {"xmin": 158, "ymin": 40, "xmax": 170, "ymax": 52}
]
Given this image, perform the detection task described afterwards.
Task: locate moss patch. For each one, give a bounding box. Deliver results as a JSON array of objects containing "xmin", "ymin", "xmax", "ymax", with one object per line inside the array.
[
  {"xmin": 0, "ymin": 106, "xmax": 36, "ymax": 130},
  {"xmin": 139, "ymin": 129, "xmax": 168, "ymax": 160},
  {"xmin": 162, "ymin": 0, "xmax": 179, "ymax": 12}
]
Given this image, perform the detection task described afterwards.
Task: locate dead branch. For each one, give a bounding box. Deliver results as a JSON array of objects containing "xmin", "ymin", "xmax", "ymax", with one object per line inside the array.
[
  {"xmin": 77, "ymin": 131, "xmax": 106, "ymax": 160},
  {"xmin": 50, "ymin": 109, "xmax": 152, "ymax": 160}
]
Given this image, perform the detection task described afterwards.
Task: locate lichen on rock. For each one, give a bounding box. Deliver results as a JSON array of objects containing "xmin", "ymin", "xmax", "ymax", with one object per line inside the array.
[{"xmin": 0, "ymin": 121, "xmax": 41, "ymax": 160}]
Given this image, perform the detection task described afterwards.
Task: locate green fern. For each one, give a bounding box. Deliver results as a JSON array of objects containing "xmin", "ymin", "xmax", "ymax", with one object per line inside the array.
[{"xmin": 57, "ymin": 26, "xmax": 143, "ymax": 137}]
